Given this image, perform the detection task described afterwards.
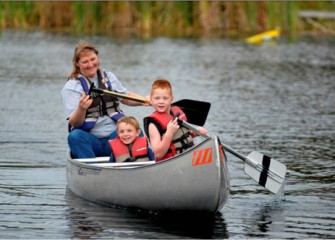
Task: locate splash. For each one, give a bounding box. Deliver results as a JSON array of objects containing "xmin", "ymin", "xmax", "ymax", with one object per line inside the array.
[{"xmin": 274, "ymin": 179, "xmax": 286, "ymax": 202}]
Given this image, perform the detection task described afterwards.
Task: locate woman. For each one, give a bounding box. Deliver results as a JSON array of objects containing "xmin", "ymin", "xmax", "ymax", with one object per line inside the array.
[{"xmin": 61, "ymin": 41, "xmax": 149, "ymax": 158}]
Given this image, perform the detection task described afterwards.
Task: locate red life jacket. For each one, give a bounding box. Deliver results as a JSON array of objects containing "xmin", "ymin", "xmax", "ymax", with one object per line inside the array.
[
  {"xmin": 143, "ymin": 106, "xmax": 194, "ymax": 162},
  {"xmin": 108, "ymin": 136, "xmax": 150, "ymax": 163}
]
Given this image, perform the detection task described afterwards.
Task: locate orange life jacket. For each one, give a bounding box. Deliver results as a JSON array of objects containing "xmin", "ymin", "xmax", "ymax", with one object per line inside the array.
[{"xmin": 108, "ymin": 136, "xmax": 150, "ymax": 163}]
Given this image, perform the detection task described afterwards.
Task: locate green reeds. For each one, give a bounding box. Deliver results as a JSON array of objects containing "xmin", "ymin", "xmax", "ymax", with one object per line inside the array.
[
  {"xmin": 287, "ymin": 1, "xmax": 298, "ymax": 38},
  {"xmin": 0, "ymin": 1, "xmax": 333, "ymax": 38}
]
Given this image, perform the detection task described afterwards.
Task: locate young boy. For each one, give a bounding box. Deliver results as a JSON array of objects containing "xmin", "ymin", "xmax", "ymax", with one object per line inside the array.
[
  {"xmin": 143, "ymin": 79, "xmax": 207, "ymax": 162},
  {"xmin": 108, "ymin": 116, "xmax": 155, "ymax": 163}
]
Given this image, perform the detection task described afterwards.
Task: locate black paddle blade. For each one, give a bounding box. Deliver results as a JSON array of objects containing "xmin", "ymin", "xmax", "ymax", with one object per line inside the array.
[{"xmin": 172, "ymin": 99, "xmax": 211, "ymax": 126}]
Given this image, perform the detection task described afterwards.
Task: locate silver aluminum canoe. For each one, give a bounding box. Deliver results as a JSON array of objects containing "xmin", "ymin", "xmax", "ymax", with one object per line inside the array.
[{"xmin": 66, "ymin": 134, "xmax": 230, "ymax": 213}]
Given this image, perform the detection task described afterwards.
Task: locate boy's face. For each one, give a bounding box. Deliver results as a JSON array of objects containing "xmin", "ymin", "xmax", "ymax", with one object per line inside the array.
[
  {"xmin": 150, "ymin": 88, "xmax": 173, "ymax": 113},
  {"xmin": 117, "ymin": 122, "xmax": 140, "ymax": 145}
]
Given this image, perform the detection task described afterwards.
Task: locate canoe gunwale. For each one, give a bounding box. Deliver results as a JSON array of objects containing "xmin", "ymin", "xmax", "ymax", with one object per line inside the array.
[{"xmin": 67, "ymin": 135, "xmax": 213, "ymax": 170}]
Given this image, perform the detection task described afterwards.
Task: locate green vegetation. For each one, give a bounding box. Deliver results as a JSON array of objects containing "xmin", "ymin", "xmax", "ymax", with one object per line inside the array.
[{"xmin": 0, "ymin": 1, "xmax": 334, "ymax": 38}]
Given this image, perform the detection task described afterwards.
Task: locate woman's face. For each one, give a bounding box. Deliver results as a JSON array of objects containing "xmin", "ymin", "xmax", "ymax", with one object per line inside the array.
[{"xmin": 77, "ymin": 51, "xmax": 99, "ymax": 78}]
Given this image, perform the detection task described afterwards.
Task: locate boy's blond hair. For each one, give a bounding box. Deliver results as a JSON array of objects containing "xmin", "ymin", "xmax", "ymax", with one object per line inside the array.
[
  {"xmin": 117, "ymin": 116, "xmax": 140, "ymax": 131},
  {"xmin": 150, "ymin": 79, "xmax": 173, "ymax": 97}
]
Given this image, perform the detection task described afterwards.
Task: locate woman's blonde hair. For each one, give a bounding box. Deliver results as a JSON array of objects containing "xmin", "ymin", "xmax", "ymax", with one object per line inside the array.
[{"xmin": 68, "ymin": 41, "xmax": 99, "ymax": 79}]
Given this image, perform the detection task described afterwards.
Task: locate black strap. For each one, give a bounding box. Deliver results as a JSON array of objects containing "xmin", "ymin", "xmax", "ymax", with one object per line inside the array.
[{"xmin": 259, "ymin": 155, "xmax": 271, "ymax": 187}]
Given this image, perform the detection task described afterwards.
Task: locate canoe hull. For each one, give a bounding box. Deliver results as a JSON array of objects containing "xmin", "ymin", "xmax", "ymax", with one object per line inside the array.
[{"xmin": 66, "ymin": 135, "xmax": 230, "ymax": 213}]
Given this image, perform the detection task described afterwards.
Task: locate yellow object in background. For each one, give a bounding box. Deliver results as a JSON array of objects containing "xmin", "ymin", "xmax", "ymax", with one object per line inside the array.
[{"xmin": 245, "ymin": 28, "xmax": 280, "ymax": 44}]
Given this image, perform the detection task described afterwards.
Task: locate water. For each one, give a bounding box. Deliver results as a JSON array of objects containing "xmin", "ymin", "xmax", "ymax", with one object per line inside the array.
[{"xmin": 0, "ymin": 30, "xmax": 334, "ymax": 239}]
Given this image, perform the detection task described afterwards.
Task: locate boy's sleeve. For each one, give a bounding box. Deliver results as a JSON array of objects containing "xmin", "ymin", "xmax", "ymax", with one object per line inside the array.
[
  {"xmin": 109, "ymin": 150, "xmax": 116, "ymax": 163},
  {"xmin": 148, "ymin": 148, "xmax": 155, "ymax": 161}
]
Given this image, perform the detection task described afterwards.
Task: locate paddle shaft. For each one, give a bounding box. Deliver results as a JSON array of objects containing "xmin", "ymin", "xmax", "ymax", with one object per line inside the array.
[
  {"xmin": 181, "ymin": 121, "xmax": 250, "ymax": 162},
  {"xmin": 90, "ymin": 85, "xmax": 211, "ymax": 126},
  {"xmin": 179, "ymin": 120, "xmax": 202, "ymax": 135},
  {"xmin": 219, "ymin": 142, "xmax": 256, "ymax": 167},
  {"xmin": 91, "ymin": 88, "xmax": 147, "ymax": 103}
]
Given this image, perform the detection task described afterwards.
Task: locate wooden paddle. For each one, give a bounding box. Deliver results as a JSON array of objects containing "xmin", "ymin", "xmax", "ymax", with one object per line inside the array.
[
  {"xmin": 178, "ymin": 120, "xmax": 287, "ymax": 194},
  {"xmin": 89, "ymin": 85, "xmax": 211, "ymax": 126}
]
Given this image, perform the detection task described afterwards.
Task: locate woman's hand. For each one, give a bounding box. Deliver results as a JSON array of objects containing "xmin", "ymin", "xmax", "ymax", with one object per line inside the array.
[
  {"xmin": 69, "ymin": 92, "xmax": 92, "ymax": 128},
  {"xmin": 79, "ymin": 92, "xmax": 93, "ymax": 110}
]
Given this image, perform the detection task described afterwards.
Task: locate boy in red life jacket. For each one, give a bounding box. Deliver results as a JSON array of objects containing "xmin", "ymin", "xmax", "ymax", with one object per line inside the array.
[
  {"xmin": 108, "ymin": 116, "xmax": 155, "ymax": 163},
  {"xmin": 143, "ymin": 79, "xmax": 207, "ymax": 162}
]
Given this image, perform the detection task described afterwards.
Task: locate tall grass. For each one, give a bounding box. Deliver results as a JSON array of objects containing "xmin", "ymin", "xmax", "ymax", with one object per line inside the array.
[{"xmin": 0, "ymin": 1, "xmax": 334, "ymax": 38}]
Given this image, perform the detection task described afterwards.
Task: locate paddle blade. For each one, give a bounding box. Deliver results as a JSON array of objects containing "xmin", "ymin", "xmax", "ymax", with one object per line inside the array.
[
  {"xmin": 172, "ymin": 99, "xmax": 211, "ymax": 126},
  {"xmin": 244, "ymin": 151, "xmax": 286, "ymax": 194}
]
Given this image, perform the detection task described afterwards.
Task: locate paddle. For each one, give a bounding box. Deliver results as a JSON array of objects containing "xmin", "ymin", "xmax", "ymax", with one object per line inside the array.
[
  {"xmin": 172, "ymin": 99, "xmax": 210, "ymax": 126},
  {"xmin": 178, "ymin": 120, "xmax": 287, "ymax": 194},
  {"xmin": 219, "ymin": 143, "xmax": 286, "ymax": 194},
  {"xmin": 88, "ymin": 84, "xmax": 211, "ymax": 126}
]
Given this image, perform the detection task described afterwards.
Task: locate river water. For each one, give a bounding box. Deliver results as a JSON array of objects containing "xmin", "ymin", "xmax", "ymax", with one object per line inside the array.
[{"xmin": 0, "ymin": 30, "xmax": 334, "ymax": 239}]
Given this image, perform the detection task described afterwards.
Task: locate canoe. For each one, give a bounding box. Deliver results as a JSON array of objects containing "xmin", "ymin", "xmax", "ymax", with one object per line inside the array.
[{"xmin": 66, "ymin": 134, "xmax": 230, "ymax": 214}]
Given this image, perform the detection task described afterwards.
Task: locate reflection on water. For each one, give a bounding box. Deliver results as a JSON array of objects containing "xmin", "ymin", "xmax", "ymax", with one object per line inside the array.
[
  {"xmin": 0, "ymin": 30, "xmax": 334, "ymax": 238},
  {"xmin": 245, "ymin": 201, "xmax": 286, "ymax": 238},
  {"xmin": 65, "ymin": 190, "xmax": 228, "ymax": 239}
]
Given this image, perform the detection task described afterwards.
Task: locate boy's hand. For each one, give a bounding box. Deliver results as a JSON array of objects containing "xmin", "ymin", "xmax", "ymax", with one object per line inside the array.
[
  {"xmin": 197, "ymin": 126, "xmax": 208, "ymax": 136},
  {"xmin": 167, "ymin": 117, "xmax": 180, "ymax": 135},
  {"xmin": 144, "ymin": 95, "xmax": 151, "ymax": 106}
]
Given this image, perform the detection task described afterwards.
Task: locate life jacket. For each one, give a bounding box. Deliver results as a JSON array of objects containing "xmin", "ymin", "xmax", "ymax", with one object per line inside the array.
[
  {"xmin": 109, "ymin": 136, "xmax": 150, "ymax": 163},
  {"xmin": 70, "ymin": 69, "xmax": 124, "ymax": 132},
  {"xmin": 143, "ymin": 106, "xmax": 194, "ymax": 162}
]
